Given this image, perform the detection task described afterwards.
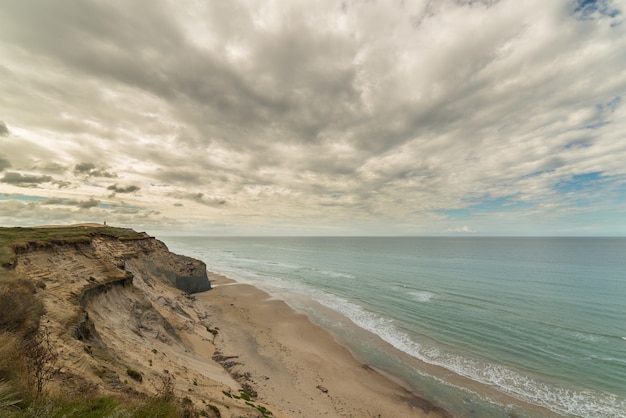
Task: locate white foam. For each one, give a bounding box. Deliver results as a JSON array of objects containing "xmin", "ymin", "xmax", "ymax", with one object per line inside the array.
[
  {"xmin": 408, "ymin": 290, "xmax": 434, "ymax": 302},
  {"xmin": 573, "ymin": 332, "xmax": 608, "ymax": 343},
  {"xmin": 316, "ymin": 269, "xmax": 355, "ymax": 279}
]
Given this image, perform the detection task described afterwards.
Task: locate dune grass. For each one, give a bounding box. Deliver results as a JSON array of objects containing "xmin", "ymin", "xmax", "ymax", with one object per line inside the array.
[{"xmin": 0, "ymin": 394, "xmax": 190, "ymax": 418}]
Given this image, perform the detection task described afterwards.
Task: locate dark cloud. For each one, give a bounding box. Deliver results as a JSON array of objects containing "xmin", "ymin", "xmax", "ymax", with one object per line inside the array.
[
  {"xmin": 0, "ymin": 121, "xmax": 8, "ymax": 136},
  {"xmin": 107, "ymin": 184, "xmax": 140, "ymax": 194},
  {"xmin": 41, "ymin": 197, "xmax": 65, "ymax": 205},
  {"xmin": 170, "ymin": 192, "xmax": 226, "ymax": 207},
  {"xmin": 74, "ymin": 163, "xmax": 96, "ymax": 173},
  {"xmin": 55, "ymin": 180, "xmax": 72, "ymax": 189},
  {"xmin": 156, "ymin": 169, "xmax": 201, "ymax": 185},
  {"xmin": 74, "ymin": 163, "xmax": 116, "ymax": 178},
  {"xmin": 77, "ymin": 197, "xmax": 100, "ymax": 209},
  {"xmin": 0, "ymin": 155, "xmax": 10, "ymax": 171},
  {"xmin": 40, "ymin": 162, "xmax": 67, "ymax": 173},
  {"xmin": 1, "ymin": 171, "xmax": 53, "ymax": 187},
  {"xmin": 41, "ymin": 196, "xmax": 101, "ymax": 210}
]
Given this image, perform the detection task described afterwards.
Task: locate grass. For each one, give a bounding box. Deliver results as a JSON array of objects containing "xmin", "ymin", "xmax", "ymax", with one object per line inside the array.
[
  {"xmin": 222, "ymin": 390, "xmax": 273, "ymax": 417},
  {"xmin": 0, "ymin": 226, "xmax": 148, "ymax": 267},
  {"xmin": 0, "ymin": 394, "xmax": 188, "ymax": 418}
]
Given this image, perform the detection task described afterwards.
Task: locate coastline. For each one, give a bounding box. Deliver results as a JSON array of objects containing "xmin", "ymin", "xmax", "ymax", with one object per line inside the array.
[{"xmin": 200, "ymin": 272, "xmax": 451, "ymax": 418}]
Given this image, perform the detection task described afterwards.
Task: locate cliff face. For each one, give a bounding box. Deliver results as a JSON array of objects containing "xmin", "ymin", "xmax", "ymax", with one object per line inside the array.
[
  {"xmin": 88, "ymin": 235, "xmax": 212, "ymax": 294},
  {"xmin": 1, "ymin": 228, "xmax": 246, "ymax": 413}
]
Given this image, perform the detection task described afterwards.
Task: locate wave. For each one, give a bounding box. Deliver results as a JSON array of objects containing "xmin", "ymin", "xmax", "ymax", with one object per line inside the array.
[
  {"xmin": 308, "ymin": 290, "xmax": 626, "ymax": 418},
  {"xmin": 314, "ymin": 269, "xmax": 355, "ymax": 279},
  {"xmin": 572, "ymin": 331, "xmax": 609, "ymax": 343},
  {"xmin": 591, "ymin": 355, "xmax": 626, "ymax": 366},
  {"xmin": 408, "ymin": 290, "xmax": 434, "ymax": 303}
]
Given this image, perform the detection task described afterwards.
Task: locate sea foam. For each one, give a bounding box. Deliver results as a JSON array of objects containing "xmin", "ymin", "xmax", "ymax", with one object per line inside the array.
[{"xmin": 408, "ymin": 290, "xmax": 434, "ymax": 302}]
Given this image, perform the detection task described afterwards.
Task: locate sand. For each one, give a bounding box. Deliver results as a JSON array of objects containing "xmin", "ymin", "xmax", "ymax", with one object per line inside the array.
[{"xmin": 196, "ymin": 272, "xmax": 451, "ymax": 418}]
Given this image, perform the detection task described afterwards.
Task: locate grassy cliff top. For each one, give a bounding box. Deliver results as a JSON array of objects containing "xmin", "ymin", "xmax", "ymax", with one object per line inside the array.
[{"xmin": 0, "ymin": 225, "xmax": 149, "ymax": 267}]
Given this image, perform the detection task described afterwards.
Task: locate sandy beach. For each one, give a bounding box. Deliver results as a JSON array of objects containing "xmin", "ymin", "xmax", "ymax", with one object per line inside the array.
[{"xmin": 198, "ymin": 272, "xmax": 451, "ymax": 418}]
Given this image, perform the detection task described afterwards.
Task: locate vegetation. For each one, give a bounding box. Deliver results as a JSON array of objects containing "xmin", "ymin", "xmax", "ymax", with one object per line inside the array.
[
  {"xmin": 0, "ymin": 394, "xmax": 191, "ymax": 418},
  {"xmin": 205, "ymin": 326, "xmax": 219, "ymax": 336},
  {"xmin": 0, "ymin": 225, "xmax": 148, "ymax": 267},
  {"xmin": 0, "ymin": 275, "xmax": 43, "ymax": 334},
  {"xmin": 222, "ymin": 390, "xmax": 273, "ymax": 418},
  {"xmin": 127, "ymin": 368, "xmax": 143, "ymax": 383},
  {"xmin": 22, "ymin": 327, "xmax": 60, "ymax": 396}
]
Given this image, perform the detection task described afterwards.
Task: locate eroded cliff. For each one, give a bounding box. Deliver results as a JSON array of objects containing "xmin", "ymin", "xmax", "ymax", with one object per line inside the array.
[{"xmin": 0, "ymin": 226, "xmax": 268, "ymax": 418}]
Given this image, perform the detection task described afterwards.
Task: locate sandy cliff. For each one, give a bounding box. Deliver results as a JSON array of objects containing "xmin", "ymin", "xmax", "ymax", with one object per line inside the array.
[{"xmin": 4, "ymin": 228, "xmax": 273, "ymax": 417}]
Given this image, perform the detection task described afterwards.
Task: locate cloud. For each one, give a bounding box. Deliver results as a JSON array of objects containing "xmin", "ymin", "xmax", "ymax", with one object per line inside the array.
[
  {"xmin": 74, "ymin": 163, "xmax": 117, "ymax": 178},
  {"xmin": 1, "ymin": 171, "xmax": 53, "ymax": 187},
  {"xmin": 107, "ymin": 184, "xmax": 140, "ymax": 194},
  {"xmin": 40, "ymin": 196, "xmax": 100, "ymax": 209},
  {"xmin": 0, "ymin": 155, "xmax": 10, "ymax": 171},
  {"xmin": 170, "ymin": 192, "xmax": 227, "ymax": 207},
  {"xmin": 0, "ymin": 121, "xmax": 8, "ymax": 136},
  {"xmin": 0, "ymin": 0, "xmax": 625, "ymax": 235},
  {"xmin": 41, "ymin": 197, "xmax": 65, "ymax": 205},
  {"xmin": 77, "ymin": 197, "xmax": 100, "ymax": 209}
]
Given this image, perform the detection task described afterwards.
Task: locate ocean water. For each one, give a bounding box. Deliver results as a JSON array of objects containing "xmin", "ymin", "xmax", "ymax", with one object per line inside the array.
[{"xmin": 161, "ymin": 237, "xmax": 626, "ymax": 418}]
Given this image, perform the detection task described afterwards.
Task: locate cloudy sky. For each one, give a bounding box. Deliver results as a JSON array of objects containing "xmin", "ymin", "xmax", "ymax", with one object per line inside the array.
[{"xmin": 1, "ymin": 0, "xmax": 625, "ymax": 236}]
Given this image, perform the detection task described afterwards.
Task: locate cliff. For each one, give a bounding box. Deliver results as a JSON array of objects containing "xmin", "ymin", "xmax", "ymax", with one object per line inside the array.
[
  {"xmin": 0, "ymin": 225, "xmax": 266, "ymax": 418},
  {"xmin": 1, "ymin": 225, "xmax": 211, "ymax": 294}
]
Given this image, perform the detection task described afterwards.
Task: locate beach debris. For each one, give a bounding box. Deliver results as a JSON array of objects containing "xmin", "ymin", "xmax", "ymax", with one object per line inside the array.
[{"xmin": 316, "ymin": 385, "xmax": 328, "ymax": 394}]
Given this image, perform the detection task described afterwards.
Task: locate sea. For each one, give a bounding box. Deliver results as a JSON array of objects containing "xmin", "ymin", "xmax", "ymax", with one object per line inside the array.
[{"xmin": 160, "ymin": 236, "xmax": 626, "ymax": 418}]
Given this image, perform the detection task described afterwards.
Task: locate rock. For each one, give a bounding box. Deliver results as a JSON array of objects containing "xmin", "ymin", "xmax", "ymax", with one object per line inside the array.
[{"xmin": 316, "ymin": 385, "xmax": 328, "ymax": 394}]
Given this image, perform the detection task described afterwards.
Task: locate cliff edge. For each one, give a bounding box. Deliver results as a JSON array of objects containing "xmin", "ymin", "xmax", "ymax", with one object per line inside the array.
[{"xmin": 1, "ymin": 225, "xmax": 211, "ymax": 294}]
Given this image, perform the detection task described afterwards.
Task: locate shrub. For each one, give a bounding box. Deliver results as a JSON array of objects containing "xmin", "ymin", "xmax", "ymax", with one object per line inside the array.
[
  {"xmin": 208, "ymin": 404, "xmax": 221, "ymax": 417},
  {"xmin": 126, "ymin": 368, "xmax": 143, "ymax": 383},
  {"xmin": 22, "ymin": 327, "xmax": 59, "ymax": 396},
  {"xmin": 0, "ymin": 278, "xmax": 44, "ymax": 335},
  {"xmin": 156, "ymin": 373, "xmax": 175, "ymax": 402}
]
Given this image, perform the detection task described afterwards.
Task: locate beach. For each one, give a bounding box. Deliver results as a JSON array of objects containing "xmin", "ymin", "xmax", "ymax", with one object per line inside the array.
[
  {"xmin": 162, "ymin": 236, "xmax": 626, "ymax": 418},
  {"xmin": 199, "ymin": 272, "xmax": 450, "ymax": 418}
]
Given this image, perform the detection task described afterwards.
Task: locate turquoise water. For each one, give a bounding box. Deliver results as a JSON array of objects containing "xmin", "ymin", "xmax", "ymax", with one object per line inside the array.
[{"xmin": 162, "ymin": 237, "xmax": 626, "ymax": 417}]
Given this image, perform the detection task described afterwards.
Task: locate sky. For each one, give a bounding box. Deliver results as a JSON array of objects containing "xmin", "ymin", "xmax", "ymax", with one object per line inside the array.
[{"xmin": 1, "ymin": 0, "xmax": 625, "ymax": 236}]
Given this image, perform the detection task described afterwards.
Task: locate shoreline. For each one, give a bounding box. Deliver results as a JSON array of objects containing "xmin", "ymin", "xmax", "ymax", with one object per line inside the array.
[{"xmin": 199, "ymin": 272, "xmax": 452, "ymax": 417}]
